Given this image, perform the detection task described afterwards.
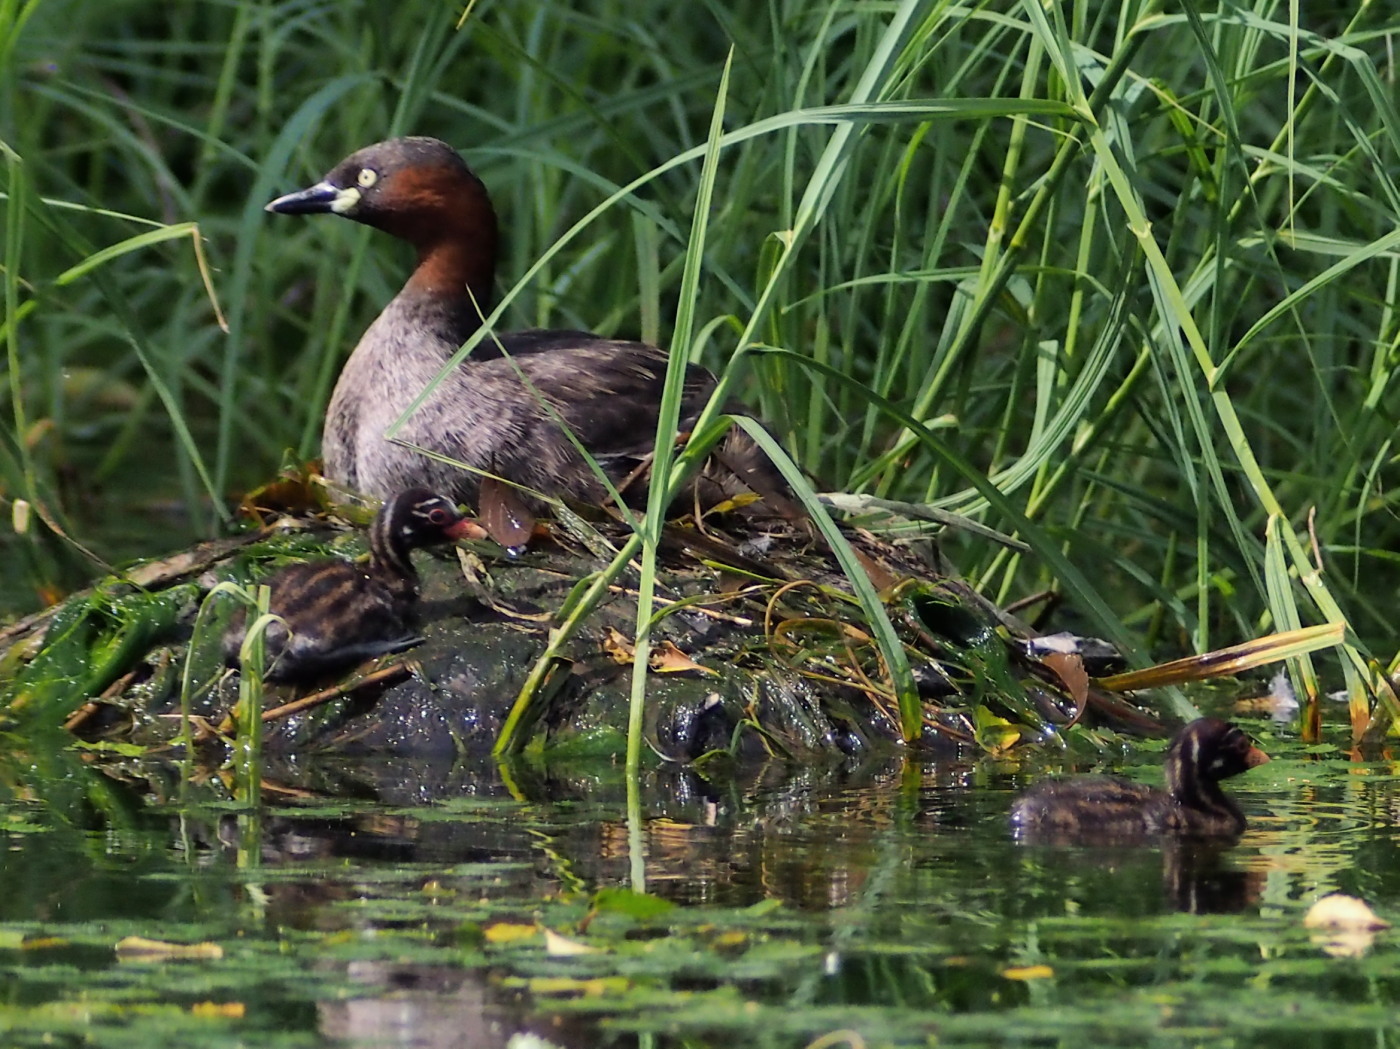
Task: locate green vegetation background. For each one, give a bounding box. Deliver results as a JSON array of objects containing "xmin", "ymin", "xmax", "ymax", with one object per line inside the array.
[{"xmin": 2, "ymin": 1, "xmax": 1398, "ymax": 701}]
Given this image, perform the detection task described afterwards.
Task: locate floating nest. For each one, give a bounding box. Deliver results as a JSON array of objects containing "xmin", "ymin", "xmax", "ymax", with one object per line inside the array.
[{"xmin": 0, "ymin": 482, "xmax": 1169, "ymax": 762}]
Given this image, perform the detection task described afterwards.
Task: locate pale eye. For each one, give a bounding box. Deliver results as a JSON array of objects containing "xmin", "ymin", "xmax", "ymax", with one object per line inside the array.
[{"xmin": 357, "ymin": 168, "xmax": 378, "ymax": 188}]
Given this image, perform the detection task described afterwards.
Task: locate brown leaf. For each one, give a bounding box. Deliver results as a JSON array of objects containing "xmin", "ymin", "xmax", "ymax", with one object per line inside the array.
[
  {"xmin": 479, "ymin": 476, "xmax": 535, "ymax": 549},
  {"xmin": 1041, "ymin": 651, "xmax": 1088, "ymax": 707},
  {"xmin": 603, "ymin": 627, "xmax": 634, "ymax": 663},
  {"xmin": 237, "ymin": 466, "xmax": 328, "ymax": 523},
  {"xmin": 853, "ymin": 548, "xmax": 901, "ymax": 592},
  {"xmin": 649, "ymin": 640, "xmax": 716, "ymax": 675}
]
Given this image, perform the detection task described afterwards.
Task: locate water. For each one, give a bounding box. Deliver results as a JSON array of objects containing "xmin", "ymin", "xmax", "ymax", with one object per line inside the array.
[{"xmin": 2, "ymin": 733, "xmax": 1399, "ymax": 1048}]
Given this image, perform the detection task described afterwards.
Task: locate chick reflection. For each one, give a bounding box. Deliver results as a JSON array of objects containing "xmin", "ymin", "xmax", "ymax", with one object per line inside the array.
[{"xmin": 1162, "ymin": 840, "xmax": 1263, "ymax": 914}]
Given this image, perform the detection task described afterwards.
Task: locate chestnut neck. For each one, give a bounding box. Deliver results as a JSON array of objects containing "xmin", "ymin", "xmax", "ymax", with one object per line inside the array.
[
  {"xmin": 393, "ymin": 172, "xmax": 499, "ymax": 311},
  {"xmin": 404, "ymin": 236, "xmax": 496, "ymax": 310}
]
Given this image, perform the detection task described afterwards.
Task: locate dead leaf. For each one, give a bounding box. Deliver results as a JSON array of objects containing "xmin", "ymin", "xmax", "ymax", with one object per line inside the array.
[
  {"xmin": 1001, "ymin": 964, "xmax": 1054, "ymax": 981},
  {"xmin": 1041, "ymin": 651, "xmax": 1088, "ymax": 707},
  {"xmin": 115, "ymin": 936, "xmax": 223, "ymax": 962},
  {"xmin": 191, "ymin": 1002, "xmax": 246, "ymax": 1018},
  {"xmin": 1305, "ymin": 894, "xmax": 1388, "ymax": 930},
  {"xmin": 712, "ymin": 930, "xmax": 748, "ymax": 953},
  {"xmin": 526, "ymin": 976, "xmax": 627, "ymax": 997},
  {"xmin": 16, "ymin": 935, "xmax": 65, "ymax": 950},
  {"xmin": 603, "ymin": 628, "xmax": 634, "ymax": 663},
  {"xmin": 237, "ymin": 466, "xmax": 327, "ymax": 523},
  {"xmin": 543, "ymin": 927, "xmax": 601, "ymax": 956},
  {"xmin": 853, "ymin": 549, "xmax": 900, "ymax": 592},
  {"xmin": 483, "ymin": 922, "xmax": 539, "ymax": 944},
  {"xmin": 649, "ymin": 640, "xmax": 716, "ymax": 675},
  {"xmin": 479, "ymin": 476, "xmax": 535, "ymax": 549},
  {"xmin": 1304, "ymin": 896, "xmax": 1387, "ymax": 958}
]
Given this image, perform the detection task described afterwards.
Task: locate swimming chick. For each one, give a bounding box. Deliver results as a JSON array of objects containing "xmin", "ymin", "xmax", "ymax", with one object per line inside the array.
[
  {"xmin": 1010, "ymin": 717, "xmax": 1269, "ymax": 840},
  {"xmin": 224, "ymin": 488, "xmax": 479, "ymax": 681}
]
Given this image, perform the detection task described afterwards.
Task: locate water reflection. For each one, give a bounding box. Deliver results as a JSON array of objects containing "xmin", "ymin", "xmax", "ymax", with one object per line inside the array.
[
  {"xmin": 1011, "ymin": 828, "xmax": 1264, "ymax": 915},
  {"xmin": 2, "ymin": 745, "xmax": 1398, "ymax": 1049},
  {"xmin": 319, "ymin": 962, "xmax": 618, "ymax": 1049},
  {"xmin": 120, "ymin": 749, "xmax": 1275, "ymax": 919}
]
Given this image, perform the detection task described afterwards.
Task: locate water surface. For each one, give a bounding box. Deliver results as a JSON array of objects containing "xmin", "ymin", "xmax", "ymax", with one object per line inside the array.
[{"xmin": 2, "ymin": 729, "xmax": 1398, "ymax": 1048}]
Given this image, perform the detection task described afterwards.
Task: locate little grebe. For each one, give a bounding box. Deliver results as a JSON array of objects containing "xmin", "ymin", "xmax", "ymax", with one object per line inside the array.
[
  {"xmin": 1010, "ymin": 718, "xmax": 1269, "ymax": 839},
  {"xmin": 266, "ymin": 136, "xmax": 789, "ymax": 514},
  {"xmin": 224, "ymin": 488, "xmax": 478, "ymax": 681}
]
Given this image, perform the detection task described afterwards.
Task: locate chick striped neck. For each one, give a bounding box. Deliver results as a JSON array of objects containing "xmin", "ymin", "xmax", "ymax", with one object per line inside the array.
[
  {"xmin": 1164, "ymin": 721, "xmax": 1245, "ymax": 825},
  {"xmin": 367, "ymin": 496, "xmax": 424, "ymax": 593}
]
